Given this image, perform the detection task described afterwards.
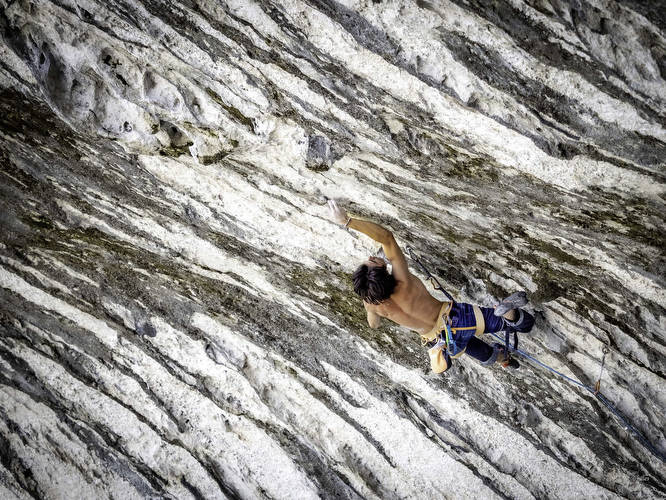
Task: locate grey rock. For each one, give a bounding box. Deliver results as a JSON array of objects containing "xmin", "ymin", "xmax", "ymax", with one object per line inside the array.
[
  {"xmin": 0, "ymin": 0, "xmax": 664, "ymax": 498},
  {"xmin": 306, "ymin": 134, "xmax": 333, "ymax": 171}
]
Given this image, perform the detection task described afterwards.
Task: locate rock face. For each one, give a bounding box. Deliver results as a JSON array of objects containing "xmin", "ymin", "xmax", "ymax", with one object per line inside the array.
[{"xmin": 1, "ymin": 0, "xmax": 665, "ymax": 498}]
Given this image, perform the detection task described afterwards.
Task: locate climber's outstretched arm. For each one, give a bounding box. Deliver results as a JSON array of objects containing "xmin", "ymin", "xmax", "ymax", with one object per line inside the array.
[{"xmin": 327, "ymin": 200, "xmax": 410, "ymax": 283}]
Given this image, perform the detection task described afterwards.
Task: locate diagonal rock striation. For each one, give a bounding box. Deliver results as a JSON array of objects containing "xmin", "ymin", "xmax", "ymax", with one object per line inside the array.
[{"xmin": 0, "ymin": 0, "xmax": 665, "ymax": 498}]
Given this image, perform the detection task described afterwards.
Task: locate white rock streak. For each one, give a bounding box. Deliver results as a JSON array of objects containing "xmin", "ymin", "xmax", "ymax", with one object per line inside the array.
[
  {"xmin": 0, "ymin": 0, "xmax": 664, "ymax": 498},
  {"xmin": 0, "ymin": 266, "xmax": 118, "ymax": 347}
]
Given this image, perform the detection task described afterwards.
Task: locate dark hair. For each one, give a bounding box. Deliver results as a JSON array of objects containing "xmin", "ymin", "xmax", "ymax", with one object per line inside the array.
[{"xmin": 352, "ymin": 264, "xmax": 396, "ymax": 304}]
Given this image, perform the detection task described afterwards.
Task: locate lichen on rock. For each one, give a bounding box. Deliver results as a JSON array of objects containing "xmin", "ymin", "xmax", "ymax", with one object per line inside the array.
[{"xmin": 0, "ymin": 0, "xmax": 665, "ymax": 498}]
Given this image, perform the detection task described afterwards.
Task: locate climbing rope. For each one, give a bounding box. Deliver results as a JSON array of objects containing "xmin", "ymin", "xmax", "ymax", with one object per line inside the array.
[
  {"xmin": 486, "ymin": 331, "xmax": 666, "ymax": 463},
  {"xmin": 406, "ymin": 248, "xmax": 666, "ymax": 463}
]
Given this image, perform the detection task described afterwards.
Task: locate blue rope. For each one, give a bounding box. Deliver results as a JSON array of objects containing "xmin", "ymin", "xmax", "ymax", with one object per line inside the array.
[
  {"xmin": 488, "ymin": 331, "xmax": 589, "ymax": 389},
  {"xmin": 487, "ymin": 331, "xmax": 666, "ymax": 463}
]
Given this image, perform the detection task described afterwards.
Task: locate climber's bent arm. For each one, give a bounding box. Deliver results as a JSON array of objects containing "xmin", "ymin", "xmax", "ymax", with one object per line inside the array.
[{"xmin": 348, "ymin": 218, "xmax": 410, "ymax": 283}]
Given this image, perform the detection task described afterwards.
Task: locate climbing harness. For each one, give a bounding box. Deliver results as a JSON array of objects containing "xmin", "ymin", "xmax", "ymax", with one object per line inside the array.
[
  {"xmin": 410, "ymin": 248, "xmax": 484, "ymax": 372},
  {"xmin": 406, "ymin": 247, "xmax": 666, "ymax": 463},
  {"xmin": 422, "ymin": 302, "xmax": 456, "ymax": 373},
  {"xmin": 407, "ymin": 246, "xmax": 459, "ymax": 372}
]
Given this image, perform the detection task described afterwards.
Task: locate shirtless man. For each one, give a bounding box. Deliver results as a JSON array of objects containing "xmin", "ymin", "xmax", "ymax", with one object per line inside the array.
[{"xmin": 328, "ymin": 200, "xmax": 534, "ymax": 371}]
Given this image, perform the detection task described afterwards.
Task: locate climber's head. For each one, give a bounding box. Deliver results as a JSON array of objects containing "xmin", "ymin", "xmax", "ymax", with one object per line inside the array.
[{"xmin": 352, "ymin": 257, "xmax": 396, "ymax": 304}]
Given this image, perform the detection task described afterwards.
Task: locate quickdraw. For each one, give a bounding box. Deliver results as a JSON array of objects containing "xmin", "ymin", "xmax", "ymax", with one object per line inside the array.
[
  {"xmin": 594, "ymin": 346, "xmax": 608, "ymax": 394},
  {"xmin": 502, "ymin": 328, "xmax": 519, "ymax": 367}
]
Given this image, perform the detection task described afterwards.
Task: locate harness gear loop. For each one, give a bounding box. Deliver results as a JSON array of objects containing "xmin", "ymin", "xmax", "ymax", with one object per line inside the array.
[
  {"xmin": 501, "ymin": 329, "xmax": 519, "ymax": 366},
  {"xmin": 503, "ymin": 330, "xmax": 511, "ymax": 367}
]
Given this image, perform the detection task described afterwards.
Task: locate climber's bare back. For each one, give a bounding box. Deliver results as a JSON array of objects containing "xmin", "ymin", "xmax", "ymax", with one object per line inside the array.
[{"xmin": 365, "ymin": 270, "xmax": 443, "ymax": 335}]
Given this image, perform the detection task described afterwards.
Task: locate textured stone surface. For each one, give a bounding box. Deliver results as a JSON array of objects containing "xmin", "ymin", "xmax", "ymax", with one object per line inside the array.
[{"xmin": 0, "ymin": 0, "xmax": 665, "ymax": 498}]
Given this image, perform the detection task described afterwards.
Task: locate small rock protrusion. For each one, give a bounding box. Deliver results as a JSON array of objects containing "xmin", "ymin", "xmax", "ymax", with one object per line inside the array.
[
  {"xmin": 135, "ymin": 319, "xmax": 157, "ymax": 337},
  {"xmin": 306, "ymin": 134, "xmax": 333, "ymax": 172},
  {"xmin": 544, "ymin": 327, "xmax": 570, "ymax": 355},
  {"xmin": 206, "ymin": 342, "xmax": 246, "ymax": 370},
  {"xmin": 157, "ymin": 120, "xmax": 194, "ymax": 157}
]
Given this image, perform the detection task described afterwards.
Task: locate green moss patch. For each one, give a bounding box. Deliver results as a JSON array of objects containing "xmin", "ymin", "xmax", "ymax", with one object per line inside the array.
[{"xmin": 205, "ymin": 88, "xmax": 254, "ymax": 130}]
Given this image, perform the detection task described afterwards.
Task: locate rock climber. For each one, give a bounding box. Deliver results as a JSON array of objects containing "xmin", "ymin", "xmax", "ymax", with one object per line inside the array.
[{"xmin": 328, "ymin": 200, "xmax": 534, "ymax": 372}]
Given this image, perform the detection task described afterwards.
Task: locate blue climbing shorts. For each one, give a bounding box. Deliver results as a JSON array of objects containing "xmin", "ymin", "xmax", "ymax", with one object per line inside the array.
[{"xmin": 449, "ymin": 302, "xmax": 534, "ymax": 354}]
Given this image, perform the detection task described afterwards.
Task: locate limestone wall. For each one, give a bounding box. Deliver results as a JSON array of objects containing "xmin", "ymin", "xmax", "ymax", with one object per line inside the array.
[{"xmin": 0, "ymin": 1, "xmax": 664, "ymax": 498}]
